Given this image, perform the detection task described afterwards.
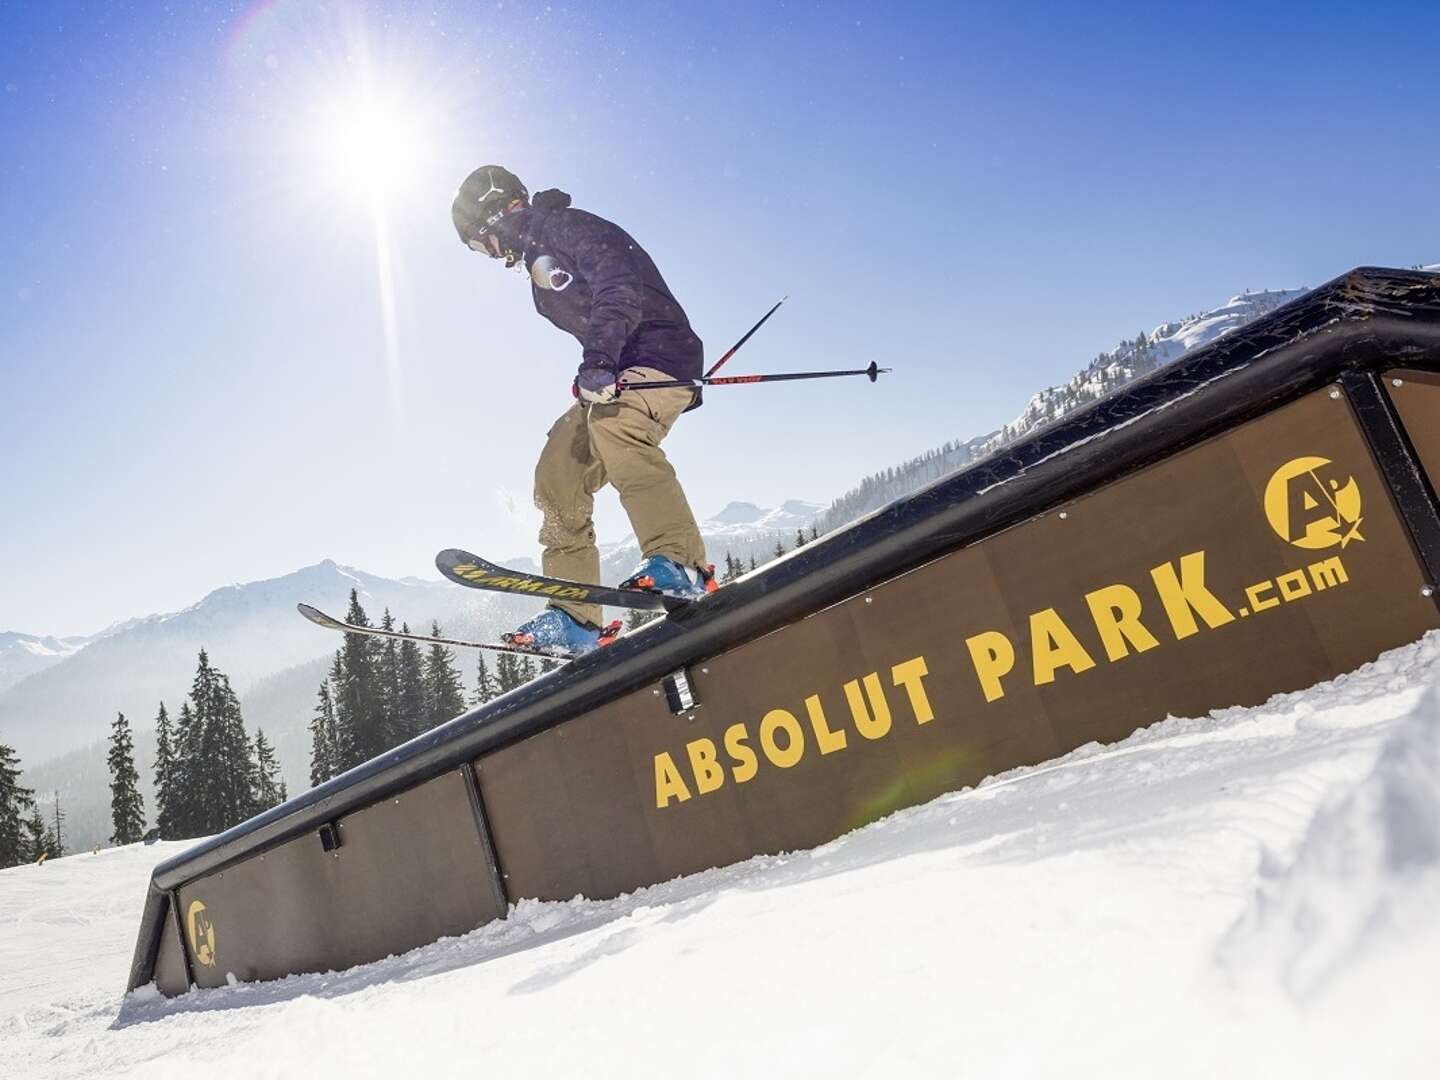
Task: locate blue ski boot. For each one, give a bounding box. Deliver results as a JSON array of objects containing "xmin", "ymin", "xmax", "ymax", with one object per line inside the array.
[
  {"xmin": 504, "ymin": 608, "xmax": 621, "ymax": 657},
  {"xmin": 619, "ymin": 555, "xmax": 717, "ymax": 600}
]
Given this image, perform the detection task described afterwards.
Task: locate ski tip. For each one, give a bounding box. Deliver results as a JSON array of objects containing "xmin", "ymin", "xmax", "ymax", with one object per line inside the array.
[
  {"xmin": 297, "ymin": 602, "xmax": 337, "ymax": 628},
  {"xmin": 436, "ymin": 547, "xmax": 481, "ymax": 571}
]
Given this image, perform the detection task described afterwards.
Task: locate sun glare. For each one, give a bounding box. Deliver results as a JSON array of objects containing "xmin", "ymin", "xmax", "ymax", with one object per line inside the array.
[{"xmin": 316, "ymin": 89, "xmax": 429, "ymax": 204}]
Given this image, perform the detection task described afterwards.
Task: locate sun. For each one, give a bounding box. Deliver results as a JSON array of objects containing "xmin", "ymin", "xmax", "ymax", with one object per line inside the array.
[{"xmin": 311, "ymin": 85, "xmax": 433, "ymax": 207}]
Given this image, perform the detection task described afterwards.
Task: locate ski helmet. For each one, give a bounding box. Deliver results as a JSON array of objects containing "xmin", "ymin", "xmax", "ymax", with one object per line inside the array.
[{"xmin": 452, "ymin": 165, "xmax": 528, "ymax": 249}]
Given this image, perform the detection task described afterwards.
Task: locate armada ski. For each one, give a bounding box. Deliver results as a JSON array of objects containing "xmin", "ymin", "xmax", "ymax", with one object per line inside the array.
[
  {"xmin": 435, "ymin": 548, "xmax": 691, "ymax": 612},
  {"xmin": 296, "ymin": 602, "xmax": 585, "ymax": 660}
]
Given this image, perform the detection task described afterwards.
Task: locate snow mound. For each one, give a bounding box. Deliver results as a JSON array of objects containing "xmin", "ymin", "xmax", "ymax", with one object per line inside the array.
[{"xmin": 1221, "ymin": 678, "xmax": 1440, "ymax": 999}]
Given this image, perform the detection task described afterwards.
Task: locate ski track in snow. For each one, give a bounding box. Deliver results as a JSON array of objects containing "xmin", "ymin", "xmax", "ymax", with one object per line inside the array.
[{"xmin": 3, "ymin": 635, "xmax": 1440, "ymax": 1078}]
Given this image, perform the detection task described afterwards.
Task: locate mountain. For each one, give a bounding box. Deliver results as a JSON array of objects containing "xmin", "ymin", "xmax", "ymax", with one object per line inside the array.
[
  {"xmin": 814, "ymin": 287, "xmax": 1306, "ymax": 534},
  {"xmin": 0, "ymin": 632, "xmax": 89, "ymax": 694},
  {"xmin": 596, "ymin": 499, "xmax": 825, "ymax": 582},
  {"xmin": 0, "ymin": 560, "xmax": 522, "ymax": 768}
]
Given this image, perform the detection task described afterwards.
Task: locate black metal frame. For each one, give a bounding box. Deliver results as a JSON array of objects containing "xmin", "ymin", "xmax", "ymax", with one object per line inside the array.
[
  {"xmin": 126, "ymin": 267, "xmax": 1440, "ymax": 992},
  {"xmin": 461, "ymin": 763, "xmax": 509, "ymax": 914},
  {"xmin": 1341, "ymin": 369, "xmax": 1440, "ymax": 590}
]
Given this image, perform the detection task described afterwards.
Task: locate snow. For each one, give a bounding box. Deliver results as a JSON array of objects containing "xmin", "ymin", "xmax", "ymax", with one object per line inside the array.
[{"xmin": 4, "ymin": 634, "xmax": 1439, "ymax": 1078}]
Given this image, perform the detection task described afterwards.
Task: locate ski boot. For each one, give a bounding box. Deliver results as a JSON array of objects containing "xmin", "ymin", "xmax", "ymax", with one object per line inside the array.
[
  {"xmin": 619, "ymin": 555, "xmax": 718, "ymax": 601},
  {"xmin": 504, "ymin": 608, "xmax": 622, "ymax": 657}
]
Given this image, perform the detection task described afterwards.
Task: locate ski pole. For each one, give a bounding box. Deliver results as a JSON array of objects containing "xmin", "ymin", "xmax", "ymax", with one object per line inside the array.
[
  {"xmin": 620, "ymin": 360, "xmax": 890, "ymax": 392},
  {"xmin": 705, "ymin": 295, "xmax": 787, "ymax": 378}
]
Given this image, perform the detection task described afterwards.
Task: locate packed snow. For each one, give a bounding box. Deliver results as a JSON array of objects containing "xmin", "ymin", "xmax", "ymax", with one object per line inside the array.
[{"xmin": 4, "ymin": 633, "xmax": 1439, "ymax": 1078}]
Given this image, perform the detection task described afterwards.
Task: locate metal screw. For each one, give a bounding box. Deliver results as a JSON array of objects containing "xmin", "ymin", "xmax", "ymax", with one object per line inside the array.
[
  {"xmin": 865, "ymin": 596, "xmax": 873, "ymax": 604},
  {"xmin": 1329, "ymin": 388, "xmax": 1341, "ymax": 399},
  {"xmin": 1059, "ymin": 511, "xmax": 1069, "ymax": 520},
  {"xmin": 1423, "ymin": 584, "xmax": 1436, "ymax": 598},
  {"xmin": 653, "ymin": 689, "xmax": 660, "ymax": 696},
  {"xmin": 702, "ymin": 667, "xmax": 709, "ymax": 674},
  {"xmin": 1393, "ymin": 377, "xmax": 1404, "ymax": 387}
]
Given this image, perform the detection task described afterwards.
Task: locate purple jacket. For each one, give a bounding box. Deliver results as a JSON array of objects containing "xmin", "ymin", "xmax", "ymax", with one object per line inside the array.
[{"xmin": 506, "ymin": 190, "xmax": 704, "ymax": 395}]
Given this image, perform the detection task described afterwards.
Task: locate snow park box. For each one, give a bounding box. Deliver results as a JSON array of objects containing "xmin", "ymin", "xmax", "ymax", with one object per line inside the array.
[{"xmin": 127, "ymin": 268, "xmax": 1440, "ymax": 996}]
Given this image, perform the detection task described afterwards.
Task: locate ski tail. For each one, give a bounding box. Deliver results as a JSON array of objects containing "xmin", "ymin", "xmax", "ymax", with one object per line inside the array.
[{"xmin": 295, "ymin": 603, "xmax": 575, "ymax": 660}]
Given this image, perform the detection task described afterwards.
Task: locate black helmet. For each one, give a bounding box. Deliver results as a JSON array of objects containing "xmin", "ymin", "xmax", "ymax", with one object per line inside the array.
[{"xmin": 451, "ymin": 164, "xmax": 528, "ymax": 247}]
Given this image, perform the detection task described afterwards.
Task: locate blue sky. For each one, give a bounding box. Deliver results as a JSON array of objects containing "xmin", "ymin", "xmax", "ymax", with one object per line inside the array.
[{"xmin": 2, "ymin": 0, "xmax": 1437, "ymax": 636}]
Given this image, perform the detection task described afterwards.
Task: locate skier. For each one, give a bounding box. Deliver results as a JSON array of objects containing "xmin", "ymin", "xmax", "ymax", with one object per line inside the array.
[{"xmin": 452, "ymin": 165, "xmax": 715, "ymax": 655}]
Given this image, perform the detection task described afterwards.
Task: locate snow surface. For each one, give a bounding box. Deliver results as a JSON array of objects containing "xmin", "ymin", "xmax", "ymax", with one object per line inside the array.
[{"xmin": 4, "ymin": 634, "xmax": 1439, "ymax": 1078}]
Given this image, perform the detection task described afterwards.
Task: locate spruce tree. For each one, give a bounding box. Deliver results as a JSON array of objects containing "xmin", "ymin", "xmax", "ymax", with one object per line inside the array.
[
  {"xmin": 332, "ymin": 590, "xmax": 384, "ymax": 769},
  {"xmin": 772, "ymin": 537, "xmax": 786, "ymax": 560},
  {"xmin": 626, "ymin": 607, "xmax": 659, "ymax": 631},
  {"xmin": 23, "ymin": 806, "xmax": 53, "ymax": 864},
  {"xmin": 397, "ymin": 628, "xmax": 427, "ymax": 743},
  {"xmin": 473, "ymin": 652, "xmax": 497, "ymax": 706},
  {"xmin": 0, "ymin": 742, "xmax": 35, "ymax": 868},
  {"xmin": 50, "ymin": 790, "xmax": 66, "ymax": 858},
  {"xmin": 153, "ymin": 702, "xmax": 177, "ymax": 838},
  {"xmin": 795, "ymin": 528, "xmax": 807, "ymax": 549},
  {"xmin": 749, "ymin": 553, "xmax": 758, "ymax": 572},
  {"xmin": 309, "ymin": 681, "xmax": 337, "ymax": 787},
  {"xmin": 377, "ymin": 609, "xmax": 402, "ymax": 751},
  {"xmin": 422, "ymin": 623, "xmax": 467, "ymax": 732},
  {"xmin": 252, "ymin": 729, "xmax": 286, "ymax": 810},
  {"xmin": 179, "ymin": 651, "xmax": 260, "ymax": 835},
  {"xmin": 169, "ymin": 701, "xmax": 199, "ymax": 837},
  {"xmin": 494, "ymin": 652, "xmax": 522, "ymax": 694},
  {"xmin": 107, "ymin": 712, "xmax": 146, "ymax": 845}
]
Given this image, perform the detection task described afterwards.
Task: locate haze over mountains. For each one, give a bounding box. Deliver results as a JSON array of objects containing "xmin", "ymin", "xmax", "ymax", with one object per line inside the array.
[{"xmin": 3, "ymin": 280, "xmax": 1324, "ymax": 851}]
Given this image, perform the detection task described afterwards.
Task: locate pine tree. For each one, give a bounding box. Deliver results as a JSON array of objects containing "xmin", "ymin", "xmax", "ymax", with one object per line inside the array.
[
  {"xmin": 107, "ymin": 712, "xmax": 146, "ymax": 845},
  {"xmin": 397, "ymin": 628, "xmax": 426, "ymax": 742},
  {"xmin": 50, "ymin": 790, "xmax": 66, "ymax": 858},
  {"xmin": 494, "ymin": 652, "xmax": 523, "ymax": 694},
  {"xmin": 153, "ymin": 702, "xmax": 178, "ymax": 839},
  {"xmin": 332, "ymin": 590, "xmax": 384, "ymax": 769},
  {"xmin": 809, "ymin": 524, "xmax": 819, "ymax": 542},
  {"xmin": 22, "ymin": 806, "xmax": 53, "ymax": 864},
  {"xmin": 0, "ymin": 742, "xmax": 35, "ymax": 868},
  {"xmin": 772, "ymin": 537, "xmax": 786, "ymax": 560},
  {"xmin": 177, "ymin": 651, "xmax": 260, "ymax": 835},
  {"xmin": 749, "ymin": 553, "xmax": 758, "ymax": 572},
  {"xmin": 309, "ymin": 682, "xmax": 337, "ymax": 787},
  {"xmin": 377, "ymin": 609, "xmax": 403, "ymax": 751},
  {"xmin": 252, "ymin": 729, "xmax": 286, "ymax": 810},
  {"xmin": 422, "ymin": 623, "xmax": 467, "ymax": 732},
  {"xmin": 795, "ymin": 528, "xmax": 807, "ymax": 549},
  {"xmin": 169, "ymin": 700, "xmax": 199, "ymax": 837},
  {"xmin": 473, "ymin": 652, "xmax": 497, "ymax": 706},
  {"xmin": 626, "ymin": 607, "xmax": 659, "ymax": 631},
  {"xmin": 516, "ymin": 654, "xmax": 539, "ymax": 686}
]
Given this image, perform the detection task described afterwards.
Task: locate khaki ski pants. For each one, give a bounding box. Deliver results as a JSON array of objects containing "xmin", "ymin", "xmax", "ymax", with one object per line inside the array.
[{"xmin": 535, "ymin": 366, "xmax": 707, "ymax": 627}]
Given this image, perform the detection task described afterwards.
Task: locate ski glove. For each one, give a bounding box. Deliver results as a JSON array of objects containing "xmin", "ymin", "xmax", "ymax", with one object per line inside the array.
[{"xmin": 575, "ymin": 365, "xmax": 618, "ymax": 405}]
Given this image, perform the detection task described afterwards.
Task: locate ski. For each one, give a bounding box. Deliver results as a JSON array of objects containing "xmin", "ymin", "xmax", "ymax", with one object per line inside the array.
[
  {"xmin": 435, "ymin": 548, "xmax": 691, "ymax": 612},
  {"xmin": 296, "ymin": 602, "xmax": 577, "ymax": 660}
]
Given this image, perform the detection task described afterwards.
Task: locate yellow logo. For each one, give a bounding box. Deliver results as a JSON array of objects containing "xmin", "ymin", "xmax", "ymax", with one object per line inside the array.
[
  {"xmin": 187, "ymin": 899, "xmax": 217, "ymax": 968},
  {"xmin": 1264, "ymin": 456, "xmax": 1364, "ymax": 549}
]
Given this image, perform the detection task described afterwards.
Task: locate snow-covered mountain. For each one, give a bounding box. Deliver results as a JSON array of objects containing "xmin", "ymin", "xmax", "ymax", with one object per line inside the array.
[
  {"xmin": 816, "ymin": 287, "xmax": 1306, "ymax": 534},
  {"xmin": 0, "ymin": 560, "xmax": 518, "ymax": 769},
  {"xmin": 596, "ymin": 499, "xmax": 824, "ymax": 580},
  {"xmin": 702, "ymin": 499, "xmax": 823, "ymax": 538},
  {"xmin": 0, "ymin": 632, "xmax": 89, "ymax": 694}
]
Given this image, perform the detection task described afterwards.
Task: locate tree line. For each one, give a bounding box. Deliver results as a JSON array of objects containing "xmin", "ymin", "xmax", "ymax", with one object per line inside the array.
[
  {"xmin": 0, "ymin": 647, "xmax": 286, "ymax": 867},
  {"xmin": 307, "ymin": 588, "xmax": 557, "ymax": 785}
]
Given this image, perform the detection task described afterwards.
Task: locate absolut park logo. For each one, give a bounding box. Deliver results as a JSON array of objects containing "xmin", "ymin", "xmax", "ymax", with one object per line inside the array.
[
  {"xmin": 186, "ymin": 899, "xmax": 217, "ymax": 968},
  {"xmin": 649, "ymin": 454, "xmax": 1364, "ymax": 811}
]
